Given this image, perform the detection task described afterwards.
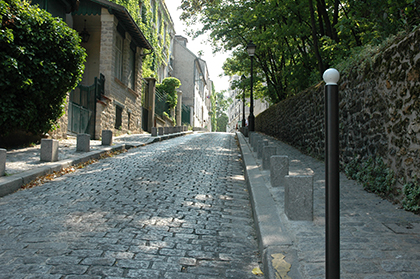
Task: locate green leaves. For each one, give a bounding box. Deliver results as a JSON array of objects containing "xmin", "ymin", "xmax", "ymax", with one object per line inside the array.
[
  {"xmin": 345, "ymin": 156, "xmax": 396, "ymax": 198},
  {"xmin": 156, "ymin": 77, "xmax": 181, "ymax": 109},
  {"xmin": 0, "ymin": 0, "xmax": 86, "ymax": 137},
  {"xmin": 402, "ymin": 179, "xmax": 420, "ymax": 213},
  {"xmin": 178, "ymin": 0, "xmax": 420, "ymax": 104}
]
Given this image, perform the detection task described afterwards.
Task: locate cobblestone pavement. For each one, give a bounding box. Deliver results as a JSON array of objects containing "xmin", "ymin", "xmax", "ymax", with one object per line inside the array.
[
  {"xmin": 0, "ymin": 133, "xmax": 262, "ymax": 279},
  {"xmin": 252, "ymin": 133, "xmax": 420, "ymax": 279}
]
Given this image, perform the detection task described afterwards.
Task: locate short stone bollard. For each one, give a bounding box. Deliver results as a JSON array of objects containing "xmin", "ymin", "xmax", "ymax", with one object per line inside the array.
[
  {"xmin": 102, "ymin": 130, "xmax": 113, "ymax": 145},
  {"xmin": 257, "ymin": 139, "xmax": 269, "ymax": 159},
  {"xmin": 262, "ymin": 146, "xmax": 277, "ymax": 170},
  {"xmin": 243, "ymin": 126, "xmax": 249, "ymax": 137},
  {"xmin": 248, "ymin": 132, "xmax": 254, "ymax": 145},
  {"xmin": 151, "ymin": 127, "xmax": 158, "ymax": 137},
  {"xmin": 77, "ymin": 133, "xmax": 90, "ymax": 152},
  {"xmin": 253, "ymin": 135, "xmax": 261, "ymax": 152},
  {"xmin": 40, "ymin": 139, "xmax": 59, "ymax": 162},
  {"xmin": 284, "ymin": 175, "xmax": 314, "ymax": 221},
  {"xmin": 0, "ymin": 148, "xmax": 6, "ymax": 176},
  {"xmin": 270, "ymin": 156, "xmax": 289, "ymax": 187},
  {"xmin": 158, "ymin": 127, "xmax": 164, "ymax": 136}
]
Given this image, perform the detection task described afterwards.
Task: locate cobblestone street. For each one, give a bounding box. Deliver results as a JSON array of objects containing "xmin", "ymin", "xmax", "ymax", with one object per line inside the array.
[{"xmin": 0, "ymin": 133, "xmax": 262, "ymax": 279}]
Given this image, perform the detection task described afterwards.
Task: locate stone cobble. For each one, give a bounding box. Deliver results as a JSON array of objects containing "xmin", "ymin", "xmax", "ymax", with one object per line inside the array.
[{"xmin": 0, "ymin": 133, "xmax": 262, "ymax": 278}]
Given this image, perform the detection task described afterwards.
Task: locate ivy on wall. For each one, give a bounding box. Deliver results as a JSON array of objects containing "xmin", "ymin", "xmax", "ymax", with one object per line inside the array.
[{"xmin": 111, "ymin": 0, "xmax": 172, "ymax": 79}]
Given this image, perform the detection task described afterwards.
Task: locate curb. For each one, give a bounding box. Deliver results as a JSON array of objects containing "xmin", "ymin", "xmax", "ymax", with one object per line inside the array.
[
  {"xmin": 0, "ymin": 131, "xmax": 192, "ymax": 198},
  {"xmin": 236, "ymin": 132, "xmax": 301, "ymax": 279}
]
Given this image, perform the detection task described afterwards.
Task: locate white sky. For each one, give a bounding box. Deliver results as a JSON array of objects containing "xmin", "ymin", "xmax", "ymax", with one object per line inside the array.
[{"xmin": 164, "ymin": 0, "xmax": 231, "ymax": 93}]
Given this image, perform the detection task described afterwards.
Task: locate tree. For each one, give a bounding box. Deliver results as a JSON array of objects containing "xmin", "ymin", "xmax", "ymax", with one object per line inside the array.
[
  {"xmin": 0, "ymin": 0, "xmax": 86, "ymax": 137},
  {"xmin": 212, "ymin": 90, "xmax": 231, "ymax": 132},
  {"xmin": 210, "ymin": 81, "xmax": 217, "ymax": 130},
  {"xmin": 216, "ymin": 114, "xmax": 228, "ymax": 132},
  {"xmin": 179, "ymin": 0, "xmax": 420, "ymax": 104}
]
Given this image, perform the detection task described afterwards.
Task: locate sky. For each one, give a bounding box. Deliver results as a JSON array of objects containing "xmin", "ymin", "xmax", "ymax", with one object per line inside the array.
[{"xmin": 164, "ymin": 0, "xmax": 232, "ymax": 93}]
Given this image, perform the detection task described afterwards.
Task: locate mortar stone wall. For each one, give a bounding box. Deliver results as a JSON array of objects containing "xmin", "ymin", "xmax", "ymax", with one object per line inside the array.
[{"xmin": 256, "ymin": 28, "xmax": 420, "ymax": 186}]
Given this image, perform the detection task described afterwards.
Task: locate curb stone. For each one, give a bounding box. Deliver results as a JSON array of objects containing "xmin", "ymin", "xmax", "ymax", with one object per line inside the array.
[
  {"xmin": 0, "ymin": 131, "xmax": 192, "ymax": 198},
  {"xmin": 236, "ymin": 132, "xmax": 302, "ymax": 279}
]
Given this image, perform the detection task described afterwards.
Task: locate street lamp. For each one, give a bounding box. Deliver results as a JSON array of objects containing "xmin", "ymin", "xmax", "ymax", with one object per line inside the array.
[
  {"xmin": 79, "ymin": 19, "xmax": 90, "ymax": 43},
  {"xmin": 246, "ymin": 41, "xmax": 256, "ymax": 131},
  {"xmin": 323, "ymin": 68, "xmax": 340, "ymax": 279}
]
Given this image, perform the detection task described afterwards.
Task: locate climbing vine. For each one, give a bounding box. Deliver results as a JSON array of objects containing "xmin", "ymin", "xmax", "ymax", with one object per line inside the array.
[
  {"xmin": 110, "ymin": 0, "xmax": 172, "ymax": 79},
  {"xmin": 156, "ymin": 77, "xmax": 181, "ymax": 109}
]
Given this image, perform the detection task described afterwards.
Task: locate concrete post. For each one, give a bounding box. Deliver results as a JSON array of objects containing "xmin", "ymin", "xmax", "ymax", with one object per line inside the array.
[
  {"xmin": 243, "ymin": 126, "xmax": 249, "ymax": 137},
  {"xmin": 164, "ymin": 127, "xmax": 169, "ymax": 135},
  {"xmin": 262, "ymin": 146, "xmax": 277, "ymax": 170},
  {"xmin": 158, "ymin": 127, "xmax": 164, "ymax": 136},
  {"xmin": 257, "ymin": 139, "xmax": 268, "ymax": 159},
  {"xmin": 270, "ymin": 156, "xmax": 289, "ymax": 187},
  {"xmin": 249, "ymin": 132, "xmax": 256, "ymax": 147},
  {"xmin": 0, "ymin": 149, "xmax": 6, "ymax": 176},
  {"xmin": 151, "ymin": 127, "xmax": 158, "ymax": 136},
  {"xmin": 102, "ymin": 130, "xmax": 113, "ymax": 145},
  {"xmin": 77, "ymin": 134, "xmax": 90, "ymax": 152},
  {"xmin": 284, "ymin": 175, "xmax": 314, "ymax": 221},
  {"xmin": 253, "ymin": 135, "xmax": 260, "ymax": 152},
  {"xmin": 40, "ymin": 139, "xmax": 59, "ymax": 162}
]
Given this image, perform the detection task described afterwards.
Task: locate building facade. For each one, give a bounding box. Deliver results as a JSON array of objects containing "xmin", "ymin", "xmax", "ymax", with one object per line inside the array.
[
  {"xmin": 34, "ymin": 0, "xmax": 153, "ymax": 139},
  {"xmin": 172, "ymin": 35, "xmax": 212, "ymax": 130}
]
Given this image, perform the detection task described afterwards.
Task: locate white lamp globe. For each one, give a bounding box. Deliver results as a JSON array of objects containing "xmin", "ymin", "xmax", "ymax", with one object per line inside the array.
[{"xmin": 323, "ymin": 68, "xmax": 340, "ymax": 85}]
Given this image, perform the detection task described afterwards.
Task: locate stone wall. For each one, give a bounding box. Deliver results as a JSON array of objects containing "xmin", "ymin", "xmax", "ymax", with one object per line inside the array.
[{"xmin": 256, "ymin": 28, "xmax": 420, "ymax": 186}]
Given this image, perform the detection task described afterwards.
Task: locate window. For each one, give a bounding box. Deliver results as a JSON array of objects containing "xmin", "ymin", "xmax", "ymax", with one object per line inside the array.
[
  {"xmin": 115, "ymin": 105, "xmax": 123, "ymax": 129},
  {"xmin": 128, "ymin": 44, "xmax": 136, "ymax": 90},
  {"xmin": 115, "ymin": 33, "xmax": 123, "ymax": 80}
]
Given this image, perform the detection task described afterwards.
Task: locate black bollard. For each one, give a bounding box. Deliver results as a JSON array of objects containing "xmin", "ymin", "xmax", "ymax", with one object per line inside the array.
[{"xmin": 324, "ymin": 68, "xmax": 340, "ymax": 279}]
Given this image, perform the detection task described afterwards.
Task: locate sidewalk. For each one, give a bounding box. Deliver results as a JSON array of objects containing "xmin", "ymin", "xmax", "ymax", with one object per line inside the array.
[
  {"xmin": 236, "ymin": 132, "xmax": 420, "ymax": 279},
  {"xmin": 0, "ymin": 131, "xmax": 192, "ymax": 197}
]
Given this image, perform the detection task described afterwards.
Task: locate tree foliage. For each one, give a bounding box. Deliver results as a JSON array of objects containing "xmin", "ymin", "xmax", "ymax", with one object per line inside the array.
[
  {"xmin": 179, "ymin": 0, "xmax": 420, "ymax": 104},
  {"xmin": 156, "ymin": 77, "xmax": 181, "ymax": 109},
  {"xmin": 0, "ymin": 0, "xmax": 86, "ymax": 136},
  {"xmin": 211, "ymin": 89, "xmax": 231, "ymax": 132}
]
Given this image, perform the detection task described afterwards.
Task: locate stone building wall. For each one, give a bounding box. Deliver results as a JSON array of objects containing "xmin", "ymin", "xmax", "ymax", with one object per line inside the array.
[
  {"xmin": 95, "ymin": 9, "xmax": 143, "ymax": 139},
  {"xmin": 53, "ymin": 8, "xmax": 145, "ymax": 140},
  {"xmin": 256, "ymin": 28, "xmax": 420, "ymax": 186}
]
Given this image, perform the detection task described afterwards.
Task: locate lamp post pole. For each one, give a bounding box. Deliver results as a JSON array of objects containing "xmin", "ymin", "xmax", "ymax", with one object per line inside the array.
[
  {"xmin": 246, "ymin": 41, "xmax": 256, "ymax": 132},
  {"xmin": 323, "ymin": 68, "xmax": 340, "ymax": 279},
  {"xmin": 241, "ymin": 75, "xmax": 246, "ymax": 128}
]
